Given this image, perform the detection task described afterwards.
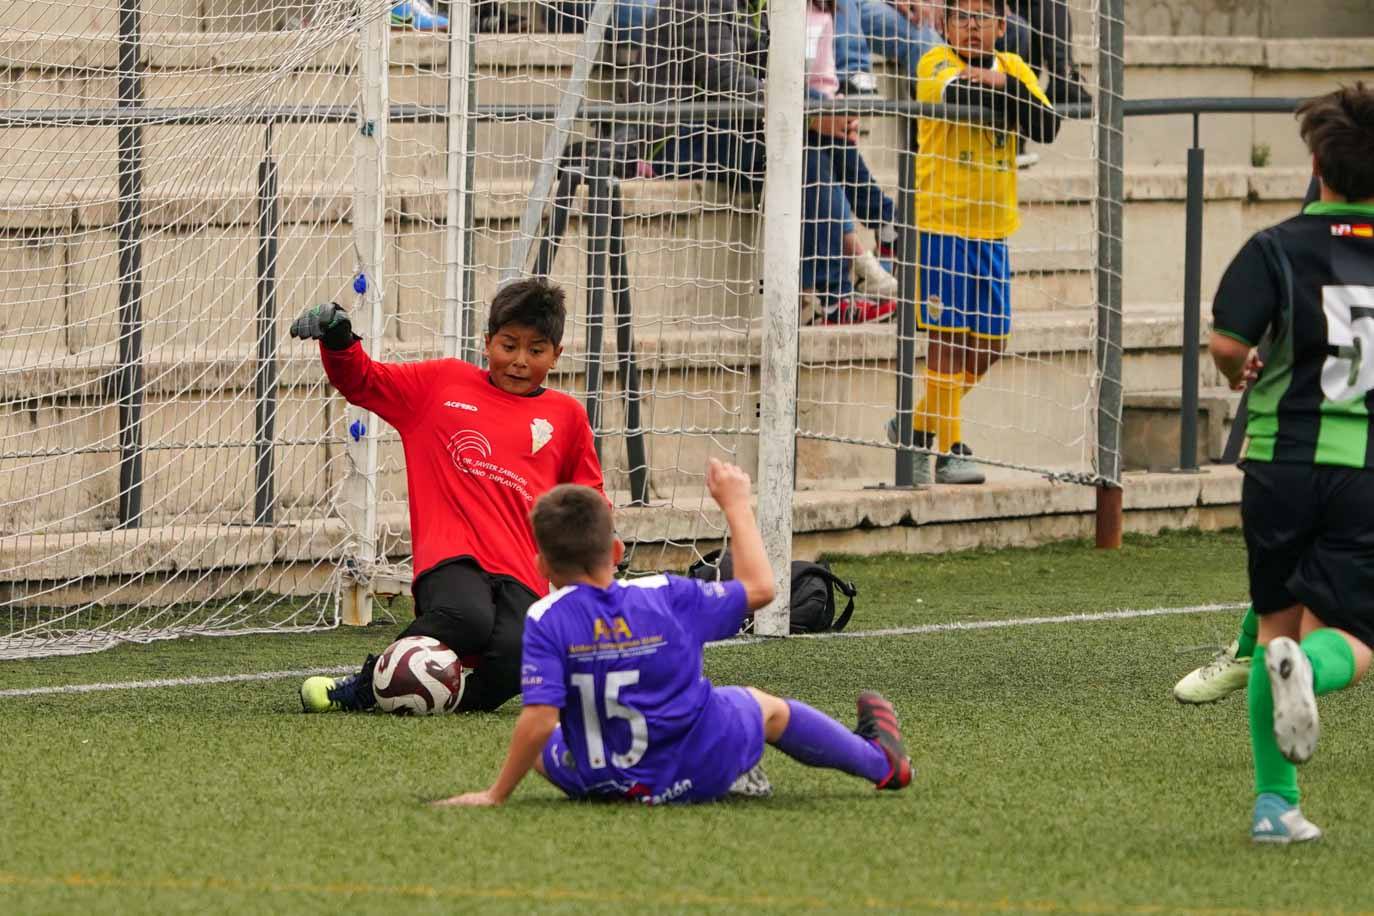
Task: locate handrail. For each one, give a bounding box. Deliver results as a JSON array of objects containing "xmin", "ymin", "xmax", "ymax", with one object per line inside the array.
[{"xmin": 6, "ymin": 96, "xmax": 1308, "ymax": 129}]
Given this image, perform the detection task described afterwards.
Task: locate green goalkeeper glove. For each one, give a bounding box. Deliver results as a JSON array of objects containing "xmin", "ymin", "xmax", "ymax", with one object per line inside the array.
[{"xmin": 290, "ymin": 302, "xmax": 358, "ymax": 351}]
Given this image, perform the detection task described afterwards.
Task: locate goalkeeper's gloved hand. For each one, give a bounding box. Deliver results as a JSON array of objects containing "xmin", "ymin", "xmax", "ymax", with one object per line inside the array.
[{"xmin": 289, "ymin": 302, "xmax": 358, "ymax": 351}]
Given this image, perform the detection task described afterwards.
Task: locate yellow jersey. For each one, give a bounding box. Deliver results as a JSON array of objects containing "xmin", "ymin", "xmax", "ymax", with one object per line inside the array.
[{"xmin": 915, "ymin": 46, "xmax": 1051, "ymax": 240}]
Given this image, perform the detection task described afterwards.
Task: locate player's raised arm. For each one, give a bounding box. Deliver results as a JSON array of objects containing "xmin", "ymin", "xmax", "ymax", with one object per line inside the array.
[
  {"xmin": 705, "ymin": 458, "xmax": 775, "ymax": 611},
  {"xmin": 289, "ymin": 302, "xmax": 439, "ymax": 432}
]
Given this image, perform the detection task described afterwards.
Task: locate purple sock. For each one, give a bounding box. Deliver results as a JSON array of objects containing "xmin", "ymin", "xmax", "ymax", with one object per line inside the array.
[{"xmin": 773, "ymin": 699, "xmax": 890, "ymax": 783}]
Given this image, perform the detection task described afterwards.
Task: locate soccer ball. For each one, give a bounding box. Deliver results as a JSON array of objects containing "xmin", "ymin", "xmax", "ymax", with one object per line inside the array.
[{"xmin": 372, "ymin": 636, "xmax": 466, "ymax": 715}]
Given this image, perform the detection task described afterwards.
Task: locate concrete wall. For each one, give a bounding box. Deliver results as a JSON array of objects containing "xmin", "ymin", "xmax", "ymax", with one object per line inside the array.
[{"xmin": 1127, "ymin": 0, "xmax": 1374, "ymax": 37}]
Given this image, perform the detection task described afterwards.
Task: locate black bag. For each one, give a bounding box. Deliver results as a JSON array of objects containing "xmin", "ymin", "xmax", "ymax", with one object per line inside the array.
[{"xmin": 687, "ymin": 549, "xmax": 857, "ymax": 634}]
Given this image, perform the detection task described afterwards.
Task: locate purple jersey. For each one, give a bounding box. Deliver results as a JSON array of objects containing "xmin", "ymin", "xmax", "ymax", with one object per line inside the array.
[{"xmin": 521, "ymin": 574, "xmax": 752, "ymax": 801}]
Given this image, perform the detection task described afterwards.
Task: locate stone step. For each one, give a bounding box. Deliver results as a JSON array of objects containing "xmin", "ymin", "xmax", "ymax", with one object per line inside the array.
[
  {"xmin": 1122, "ymin": 386, "xmax": 1241, "ymax": 471},
  {"xmin": 1, "ymin": 303, "xmax": 1215, "ymax": 528}
]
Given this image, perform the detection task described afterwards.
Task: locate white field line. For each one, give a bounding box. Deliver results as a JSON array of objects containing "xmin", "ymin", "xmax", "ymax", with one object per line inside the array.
[{"xmin": 0, "ymin": 602, "xmax": 1246, "ymax": 699}]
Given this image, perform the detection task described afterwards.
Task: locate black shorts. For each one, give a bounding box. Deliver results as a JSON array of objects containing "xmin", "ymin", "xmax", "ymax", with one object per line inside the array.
[
  {"xmin": 398, "ymin": 558, "xmax": 537, "ymax": 712},
  {"xmin": 1241, "ymin": 460, "xmax": 1374, "ymax": 647}
]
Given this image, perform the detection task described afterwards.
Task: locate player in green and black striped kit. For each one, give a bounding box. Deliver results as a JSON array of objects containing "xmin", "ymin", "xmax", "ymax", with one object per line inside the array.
[{"xmin": 1206, "ymin": 83, "xmax": 1374, "ymax": 844}]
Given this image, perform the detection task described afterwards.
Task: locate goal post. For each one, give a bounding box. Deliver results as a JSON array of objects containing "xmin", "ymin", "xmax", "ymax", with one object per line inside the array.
[{"xmin": 0, "ymin": 0, "xmax": 1125, "ymax": 658}]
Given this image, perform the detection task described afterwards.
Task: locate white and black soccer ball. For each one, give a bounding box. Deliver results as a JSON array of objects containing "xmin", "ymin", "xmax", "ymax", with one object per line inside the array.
[{"xmin": 372, "ymin": 636, "xmax": 465, "ymax": 715}]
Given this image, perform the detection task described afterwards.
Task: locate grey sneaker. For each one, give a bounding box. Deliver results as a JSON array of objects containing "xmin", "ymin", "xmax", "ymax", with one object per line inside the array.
[
  {"xmin": 935, "ymin": 443, "xmax": 986, "ymax": 484},
  {"xmin": 884, "ymin": 416, "xmax": 932, "ymax": 485},
  {"xmin": 728, "ymin": 763, "xmax": 773, "ymax": 798}
]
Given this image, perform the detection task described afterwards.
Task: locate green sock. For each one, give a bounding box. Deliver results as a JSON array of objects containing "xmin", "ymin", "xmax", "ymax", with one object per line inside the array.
[
  {"xmin": 1249, "ymin": 645, "xmax": 1299, "ymax": 804},
  {"xmin": 1235, "ymin": 606, "xmax": 1258, "ymax": 659},
  {"xmin": 1303, "ymin": 628, "xmax": 1358, "ymax": 695}
]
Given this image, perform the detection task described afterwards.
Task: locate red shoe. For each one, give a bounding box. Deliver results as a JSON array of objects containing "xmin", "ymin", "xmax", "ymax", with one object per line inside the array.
[
  {"xmin": 856, "ymin": 691, "xmax": 913, "ymax": 791},
  {"xmin": 817, "ymin": 297, "xmax": 895, "ymax": 325}
]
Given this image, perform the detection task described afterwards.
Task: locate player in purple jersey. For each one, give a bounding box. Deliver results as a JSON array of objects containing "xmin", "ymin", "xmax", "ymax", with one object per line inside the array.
[{"xmin": 434, "ymin": 458, "xmax": 915, "ymax": 807}]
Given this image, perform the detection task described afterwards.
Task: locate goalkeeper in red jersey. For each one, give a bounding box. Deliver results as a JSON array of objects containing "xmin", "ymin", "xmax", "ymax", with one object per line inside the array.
[{"xmin": 292, "ymin": 278, "xmax": 606, "ymax": 713}]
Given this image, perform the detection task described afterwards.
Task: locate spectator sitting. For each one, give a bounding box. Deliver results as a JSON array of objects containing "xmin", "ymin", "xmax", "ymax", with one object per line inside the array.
[
  {"xmin": 638, "ymin": 0, "xmax": 895, "ymax": 325},
  {"xmin": 807, "ymin": 0, "xmax": 901, "ymax": 302}
]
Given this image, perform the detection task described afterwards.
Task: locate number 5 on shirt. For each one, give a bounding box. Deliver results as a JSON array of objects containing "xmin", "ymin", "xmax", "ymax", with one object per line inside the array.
[
  {"xmin": 570, "ymin": 671, "xmax": 648, "ymax": 768},
  {"xmin": 1321, "ymin": 285, "xmax": 1374, "ymax": 401}
]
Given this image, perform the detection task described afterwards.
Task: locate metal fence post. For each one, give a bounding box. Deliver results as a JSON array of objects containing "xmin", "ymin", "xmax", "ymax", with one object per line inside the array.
[
  {"xmin": 1179, "ymin": 114, "xmax": 1204, "ymax": 471},
  {"xmin": 341, "ymin": 14, "xmax": 389, "ymax": 627},
  {"xmin": 1095, "ymin": 0, "xmax": 1126, "ymax": 548},
  {"xmin": 893, "ymin": 108, "xmax": 920, "ymax": 487},
  {"xmin": 115, "ymin": 0, "xmax": 145, "ymax": 529},
  {"xmin": 756, "ymin": 0, "xmax": 805, "ymax": 637},
  {"xmin": 443, "ymin": 6, "xmax": 475, "ymax": 361},
  {"xmin": 253, "ymin": 137, "xmax": 280, "ymax": 525}
]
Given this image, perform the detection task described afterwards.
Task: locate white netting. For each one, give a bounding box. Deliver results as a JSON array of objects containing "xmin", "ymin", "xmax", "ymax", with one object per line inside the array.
[
  {"xmin": 792, "ymin": 0, "xmax": 1114, "ymax": 487},
  {"xmin": 2, "ymin": 0, "xmax": 1120, "ymax": 657},
  {"xmin": 0, "ymin": 1, "xmax": 396, "ymax": 657}
]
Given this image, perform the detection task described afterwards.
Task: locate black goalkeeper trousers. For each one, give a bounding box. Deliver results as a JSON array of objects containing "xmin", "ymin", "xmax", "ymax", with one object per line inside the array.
[{"xmin": 398, "ymin": 557, "xmax": 536, "ymax": 712}]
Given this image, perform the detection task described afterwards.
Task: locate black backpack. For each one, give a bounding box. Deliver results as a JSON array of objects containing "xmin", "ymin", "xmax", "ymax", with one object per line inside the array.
[{"xmin": 687, "ymin": 549, "xmax": 857, "ymax": 634}]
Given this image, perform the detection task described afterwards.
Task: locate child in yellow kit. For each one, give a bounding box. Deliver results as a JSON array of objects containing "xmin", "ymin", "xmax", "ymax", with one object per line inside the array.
[{"xmin": 888, "ymin": 0, "xmax": 1059, "ymax": 484}]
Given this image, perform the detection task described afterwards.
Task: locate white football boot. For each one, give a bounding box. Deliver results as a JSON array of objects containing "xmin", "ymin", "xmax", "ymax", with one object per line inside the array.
[
  {"xmin": 1173, "ymin": 640, "xmax": 1251, "ymax": 704},
  {"xmin": 1267, "ymin": 636, "xmax": 1320, "ymax": 764}
]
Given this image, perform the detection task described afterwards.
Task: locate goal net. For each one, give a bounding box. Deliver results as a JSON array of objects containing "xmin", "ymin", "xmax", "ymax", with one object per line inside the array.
[{"xmin": 1, "ymin": 0, "xmax": 1119, "ymax": 657}]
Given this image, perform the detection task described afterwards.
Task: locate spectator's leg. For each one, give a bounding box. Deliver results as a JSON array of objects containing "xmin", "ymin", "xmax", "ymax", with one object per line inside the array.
[
  {"xmin": 857, "ymin": 0, "xmax": 940, "ymax": 84},
  {"xmin": 802, "ymin": 139, "xmax": 853, "ymax": 314},
  {"xmin": 833, "ymin": 0, "xmax": 879, "ymax": 95},
  {"xmin": 831, "ymin": 140, "xmax": 895, "ymax": 231},
  {"xmin": 613, "ymin": 0, "xmax": 657, "ymax": 49}
]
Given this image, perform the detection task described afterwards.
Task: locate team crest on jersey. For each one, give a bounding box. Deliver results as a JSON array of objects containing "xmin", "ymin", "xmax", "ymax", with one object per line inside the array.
[
  {"xmin": 1331, "ymin": 223, "xmax": 1374, "ymax": 238},
  {"xmin": 926, "ymin": 294, "xmax": 944, "ymax": 320},
  {"xmin": 531, "ymin": 417, "xmax": 554, "ymax": 454}
]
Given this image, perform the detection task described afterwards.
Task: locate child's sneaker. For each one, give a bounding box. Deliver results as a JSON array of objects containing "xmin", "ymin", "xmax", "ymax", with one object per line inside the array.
[
  {"xmin": 884, "ymin": 417, "xmax": 933, "ymax": 485},
  {"xmin": 935, "ymin": 443, "xmax": 986, "ymax": 484},
  {"xmin": 855, "ymin": 691, "xmax": 913, "ymax": 790},
  {"xmin": 876, "ymin": 223, "xmax": 898, "ymax": 275},
  {"xmin": 1267, "ymin": 636, "xmax": 1319, "ymax": 764},
  {"xmin": 391, "ymin": 0, "xmax": 449, "ymax": 30},
  {"xmin": 300, "ymin": 654, "xmax": 379, "ymax": 713},
  {"xmin": 853, "ymin": 251, "xmax": 899, "ymax": 299},
  {"xmin": 728, "ymin": 764, "xmax": 773, "ymax": 798},
  {"xmin": 814, "ymin": 296, "xmax": 896, "ymax": 326},
  {"xmin": 1250, "ymin": 792, "xmax": 1322, "ymax": 844},
  {"xmin": 1172, "ymin": 639, "xmax": 1250, "ymax": 704}
]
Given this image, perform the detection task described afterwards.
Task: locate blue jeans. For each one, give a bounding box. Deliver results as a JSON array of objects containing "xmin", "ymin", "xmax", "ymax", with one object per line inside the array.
[
  {"xmin": 652, "ymin": 128, "xmax": 853, "ymax": 301},
  {"xmin": 541, "ymin": 0, "xmax": 656, "ymax": 39},
  {"xmin": 817, "ymin": 136, "xmax": 894, "ymax": 236},
  {"xmin": 613, "ymin": 0, "xmax": 657, "ymax": 46},
  {"xmin": 832, "ymin": 0, "xmax": 940, "ymax": 81}
]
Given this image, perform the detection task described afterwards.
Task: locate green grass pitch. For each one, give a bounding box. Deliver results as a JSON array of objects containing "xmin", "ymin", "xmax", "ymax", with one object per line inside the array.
[{"xmin": 3, "ymin": 530, "xmax": 1372, "ymax": 915}]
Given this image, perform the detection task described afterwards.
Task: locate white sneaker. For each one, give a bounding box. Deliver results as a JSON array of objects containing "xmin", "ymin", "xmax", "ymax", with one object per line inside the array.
[
  {"xmin": 853, "ymin": 251, "xmax": 898, "ymax": 299},
  {"xmin": 1267, "ymin": 636, "xmax": 1319, "ymax": 765},
  {"xmin": 1015, "ymin": 151, "xmax": 1040, "ymax": 170},
  {"xmin": 728, "ymin": 763, "xmax": 773, "ymax": 798},
  {"xmin": 1173, "ymin": 640, "xmax": 1251, "ymax": 704}
]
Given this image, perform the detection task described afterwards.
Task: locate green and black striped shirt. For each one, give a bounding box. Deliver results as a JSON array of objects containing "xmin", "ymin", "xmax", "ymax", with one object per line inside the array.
[{"xmin": 1212, "ymin": 201, "xmax": 1374, "ymax": 467}]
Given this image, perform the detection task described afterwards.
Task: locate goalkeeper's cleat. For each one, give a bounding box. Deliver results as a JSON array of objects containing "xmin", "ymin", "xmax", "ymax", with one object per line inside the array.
[
  {"xmin": 728, "ymin": 763, "xmax": 773, "ymax": 799},
  {"xmin": 935, "ymin": 443, "xmax": 986, "ymax": 485},
  {"xmin": 1267, "ymin": 637, "xmax": 1319, "ymax": 764},
  {"xmin": 855, "ymin": 691, "xmax": 913, "ymax": 791},
  {"xmin": 300, "ymin": 654, "xmax": 379, "ymax": 713},
  {"xmin": 1250, "ymin": 793, "xmax": 1322, "ymax": 844},
  {"xmin": 884, "ymin": 417, "xmax": 933, "ymax": 486},
  {"xmin": 1173, "ymin": 639, "xmax": 1250, "ymax": 704}
]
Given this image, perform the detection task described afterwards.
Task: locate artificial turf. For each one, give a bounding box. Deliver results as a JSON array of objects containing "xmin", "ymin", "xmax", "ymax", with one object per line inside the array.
[{"xmin": 4, "ymin": 530, "xmax": 1371, "ymax": 915}]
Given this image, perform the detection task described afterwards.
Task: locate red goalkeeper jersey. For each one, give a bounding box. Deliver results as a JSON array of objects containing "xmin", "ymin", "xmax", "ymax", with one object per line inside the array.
[{"xmin": 320, "ymin": 342, "xmax": 605, "ymax": 596}]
